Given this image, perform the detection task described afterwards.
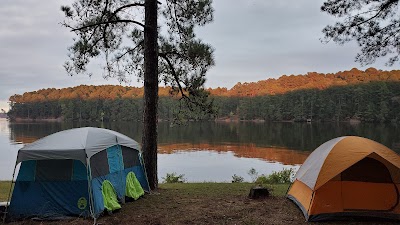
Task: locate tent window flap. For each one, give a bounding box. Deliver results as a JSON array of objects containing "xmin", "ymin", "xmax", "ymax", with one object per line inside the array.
[{"xmin": 36, "ymin": 159, "xmax": 73, "ymax": 181}]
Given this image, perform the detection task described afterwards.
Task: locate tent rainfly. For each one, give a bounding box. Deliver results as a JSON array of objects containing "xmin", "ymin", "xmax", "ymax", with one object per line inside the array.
[
  {"xmin": 4, "ymin": 127, "xmax": 149, "ymax": 221},
  {"xmin": 288, "ymin": 136, "xmax": 400, "ymax": 221}
]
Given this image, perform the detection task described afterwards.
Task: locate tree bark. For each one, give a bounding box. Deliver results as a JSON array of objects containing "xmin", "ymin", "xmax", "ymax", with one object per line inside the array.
[{"xmin": 142, "ymin": 0, "xmax": 158, "ymax": 190}]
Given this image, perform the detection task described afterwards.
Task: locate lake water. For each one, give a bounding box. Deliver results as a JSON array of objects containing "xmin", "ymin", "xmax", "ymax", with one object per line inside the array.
[{"xmin": 1, "ymin": 118, "xmax": 400, "ymax": 182}]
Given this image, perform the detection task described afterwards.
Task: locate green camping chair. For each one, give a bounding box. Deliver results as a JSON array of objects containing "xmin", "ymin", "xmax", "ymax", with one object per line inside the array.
[
  {"xmin": 101, "ymin": 180, "xmax": 121, "ymax": 212},
  {"xmin": 126, "ymin": 172, "xmax": 145, "ymax": 200}
]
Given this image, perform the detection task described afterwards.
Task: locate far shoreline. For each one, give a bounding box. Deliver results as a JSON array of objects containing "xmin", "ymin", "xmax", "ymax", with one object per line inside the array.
[{"xmin": 6, "ymin": 117, "xmax": 395, "ymax": 125}]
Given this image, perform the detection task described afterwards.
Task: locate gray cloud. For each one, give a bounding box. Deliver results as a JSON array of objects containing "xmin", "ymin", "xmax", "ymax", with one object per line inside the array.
[
  {"xmin": 0, "ymin": 0, "xmax": 135, "ymax": 110},
  {"xmin": 196, "ymin": 0, "xmax": 397, "ymax": 88},
  {"xmin": 0, "ymin": 0, "xmax": 399, "ymax": 111}
]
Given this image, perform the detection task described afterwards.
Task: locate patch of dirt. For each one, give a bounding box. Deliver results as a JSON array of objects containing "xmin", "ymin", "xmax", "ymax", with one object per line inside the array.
[{"xmin": 6, "ymin": 187, "xmax": 399, "ymax": 225}]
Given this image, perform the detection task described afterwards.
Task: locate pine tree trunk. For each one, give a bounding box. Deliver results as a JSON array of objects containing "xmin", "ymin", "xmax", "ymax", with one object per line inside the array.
[{"xmin": 142, "ymin": 0, "xmax": 158, "ymax": 190}]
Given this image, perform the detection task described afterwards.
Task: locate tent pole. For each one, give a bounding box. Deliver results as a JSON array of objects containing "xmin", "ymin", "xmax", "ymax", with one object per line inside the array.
[
  {"xmin": 2, "ymin": 160, "xmax": 18, "ymax": 223},
  {"xmin": 286, "ymin": 178, "xmax": 295, "ymax": 195},
  {"xmin": 86, "ymin": 159, "xmax": 96, "ymax": 224},
  {"xmin": 118, "ymin": 145, "xmax": 125, "ymax": 204},
  {"xmin": 139, "ymin": 152, "xmax": 151, "ymax": 192}
]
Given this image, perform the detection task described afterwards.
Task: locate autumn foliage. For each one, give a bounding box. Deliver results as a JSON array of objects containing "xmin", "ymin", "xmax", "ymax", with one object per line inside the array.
[
  {"xmin": 9, "ymin": 68, "xmax": 400, "ymax": 103},
  {"xmin": 7, "ymin": 68, "xmax": 400, "ymax": 123},
  {"xmin": 208, "ymin": 68, "xmax": 400, "ymax": 97}
]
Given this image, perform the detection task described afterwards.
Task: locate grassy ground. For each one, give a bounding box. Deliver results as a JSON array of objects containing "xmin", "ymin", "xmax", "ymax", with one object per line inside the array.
[
  {"xmin": 1, "ymin": 182, "xmax": 399, "ymax": 225},
  {"xmin": 0, "ymin": 181, "xmax": 11, "ymax": 202}
]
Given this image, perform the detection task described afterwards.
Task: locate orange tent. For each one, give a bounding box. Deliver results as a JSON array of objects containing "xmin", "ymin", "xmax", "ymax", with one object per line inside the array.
[{"xmin": 287, "ymin": 136, "xmax": 400, "ymax": 221}]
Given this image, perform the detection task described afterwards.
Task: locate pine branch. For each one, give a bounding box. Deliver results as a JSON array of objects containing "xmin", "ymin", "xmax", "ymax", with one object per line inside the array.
[
  {"xmin": 111, "ymin": 3, "xmax": 145, "ymax": 17},
  {"xmin": 72, "ymin": 19, "xmax": 145, "ymax": 32},
  {"xmin": 159, "ymin": 53, "xmax": 188, "ymax": 99},
  {"xmin": 116, "ymin": 41, "xmax": 144, "ymax": 61}
]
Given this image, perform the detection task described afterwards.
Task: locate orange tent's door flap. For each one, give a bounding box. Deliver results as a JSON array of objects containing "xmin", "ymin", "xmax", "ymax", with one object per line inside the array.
[{"xmin": 342, "ymin": 182, "xmax": 398, "ymax": 211}]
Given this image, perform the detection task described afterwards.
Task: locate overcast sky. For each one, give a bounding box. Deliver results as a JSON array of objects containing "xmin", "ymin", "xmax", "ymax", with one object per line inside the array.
[{"xmin": 0, "ymin": 0, "xmax": 398, "ymax": 111}]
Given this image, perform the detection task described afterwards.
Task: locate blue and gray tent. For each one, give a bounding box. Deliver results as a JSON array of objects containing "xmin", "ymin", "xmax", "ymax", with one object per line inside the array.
[{"xmin": 3, "ymin": 127, "xmax": 149, "ymax": 221}]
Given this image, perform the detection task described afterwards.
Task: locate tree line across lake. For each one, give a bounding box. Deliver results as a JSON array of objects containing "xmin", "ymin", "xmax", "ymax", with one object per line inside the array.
[{"xmin": 8, "ymin": 81, "xmax": 400, "ymax": 123}]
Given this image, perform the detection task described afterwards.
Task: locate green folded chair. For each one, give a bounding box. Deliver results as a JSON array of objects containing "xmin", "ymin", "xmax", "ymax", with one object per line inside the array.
[
  {"xmin": 101, "ymin": 180, "xmax": 121, "ymax": 211},
  {"xmin": 126, "ymin": 172, "xmax": 145, "ymax": 200}
]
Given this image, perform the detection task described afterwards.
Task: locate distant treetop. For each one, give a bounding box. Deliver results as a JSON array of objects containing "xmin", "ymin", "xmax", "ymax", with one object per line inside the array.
[
  {"xmin": 208, "ymin": 68, "xmax": 400, "ymax": 97},
  {"xmin": 9, "ymin": 68, "xmax": 400, "ymax": 103}
]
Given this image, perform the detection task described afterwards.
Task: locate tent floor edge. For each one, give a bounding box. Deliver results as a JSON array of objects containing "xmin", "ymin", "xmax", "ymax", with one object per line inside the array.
[
  {"xmin": 308, "ymin": 211, "xmax": 400, "ymax": 222},
  {"xmin": 286, "ymin": 194, "xmax": 309, "ymax": 221}
]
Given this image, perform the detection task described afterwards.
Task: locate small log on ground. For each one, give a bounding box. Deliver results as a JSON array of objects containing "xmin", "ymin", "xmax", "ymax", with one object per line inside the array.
[{"xmin": 248, "ymin": 186, "xmax": 269, "ymax": 199}]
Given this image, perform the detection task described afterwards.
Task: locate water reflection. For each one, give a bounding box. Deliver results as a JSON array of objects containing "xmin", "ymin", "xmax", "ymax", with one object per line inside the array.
[
  {"xmin": 8, "ymin": 121, "xmax": 400, "ymax": 152},
  {"xmin": 158, "ymin": 143, "xmax": 308, "ymax": 165},
  {"xmin": 2, "ymin": 120, "xmax": 400, "ymax": 181},
  {"xmin": 0, "ymin": 119, "xmax": 23, "ymax": 180},
  {"xmin": 158, "ymin": 151, "xmax": 297, "ymax": 182}
]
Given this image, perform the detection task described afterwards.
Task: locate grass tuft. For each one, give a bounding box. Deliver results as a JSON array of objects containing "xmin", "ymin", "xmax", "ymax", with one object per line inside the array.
[{"xmin": 0, "ymin": 181, "xmax": 12, "ymax": 202}]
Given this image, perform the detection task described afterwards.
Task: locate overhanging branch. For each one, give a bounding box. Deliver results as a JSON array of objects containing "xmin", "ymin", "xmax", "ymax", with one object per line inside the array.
[
  {"xmin": 160, "ymin": 51, "xmax": 184, "ymax": 58},
  {"xmin": 159, "ymin": 53, "xmax": 187, "ymax": 99},
  {"xmin": 116, "ymin": 41, "xmax": 144, "ymax": 61},
  {"xmin": 111, "ymin": 3, "xmax": 145, "ymax": 17},
  {"xmin": 159, "ymin": 53, "xmax": 210, "ymax": 112},
  {"xmin": 348, "ymin": 0, "xmax": 398, "ymax": 28},
  {"xmin": 72, "ymin": 19, "xmax": 145, "ymax": 32}
]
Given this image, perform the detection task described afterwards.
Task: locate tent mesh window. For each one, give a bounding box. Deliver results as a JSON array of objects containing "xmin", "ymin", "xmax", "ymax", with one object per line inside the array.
[
  {"xmin": 341, "ymin": 157, "xmax": 392, "ymax": 183},
  {"xmin": 35, "ymin": 159, "xmax": 73, "ymax": 181},
  {"xmin": 90, "ymin": 150, "xmax": 110, "ymax": 178},
  {"xmin": 121, "ymin": 146, "xmax": 140, "ymax": 168}
]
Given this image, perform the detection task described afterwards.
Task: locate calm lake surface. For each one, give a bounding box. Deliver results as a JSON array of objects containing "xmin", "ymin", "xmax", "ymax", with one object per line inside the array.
[{"xmin": 1, "ymin": 118, "xmax": 400, "ymax": 182}]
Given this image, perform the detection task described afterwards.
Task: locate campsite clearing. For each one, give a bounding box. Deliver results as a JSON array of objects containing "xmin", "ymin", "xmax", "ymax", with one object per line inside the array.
[
  {"xmin": 0, "ymin": 182, "xmax": 11, "ymax": 202},
  {"xmin": 2, "ymin": 182, "xmax": 399, "ymax": 225}
]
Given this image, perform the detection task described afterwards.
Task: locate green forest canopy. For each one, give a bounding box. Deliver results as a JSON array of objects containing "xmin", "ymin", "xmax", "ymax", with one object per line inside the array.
[{"xmin": 8, "ymin": 68, "xmax": 400, "ymax": 123}]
